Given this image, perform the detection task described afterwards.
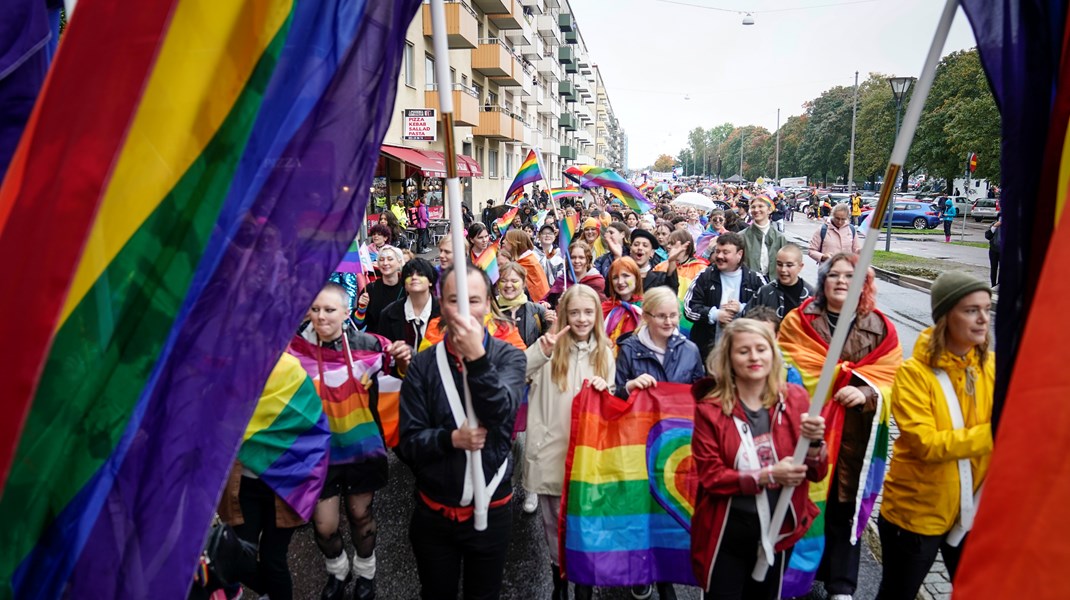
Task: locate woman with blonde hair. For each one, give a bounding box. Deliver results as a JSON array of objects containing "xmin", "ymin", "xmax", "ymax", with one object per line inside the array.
[
  {"xmin": 690, "ymin": 319, "xmax": 828, "ymax": 599},
  {"xmin": 502, "ymin": 229, "xmax": 551, "ymax": 302},
  {"xmin": 524, "ymin": 285, "xmax": 614, "ymax": 600},
  {"xmin": 876, "ymin": 272, "xmax": 993, "ymax": 600}
]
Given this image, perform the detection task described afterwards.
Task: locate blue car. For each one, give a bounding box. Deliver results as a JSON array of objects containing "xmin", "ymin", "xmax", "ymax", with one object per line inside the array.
[{"xmin": 861, "ymin": 201, "xmax": 941, "ymax": 230}]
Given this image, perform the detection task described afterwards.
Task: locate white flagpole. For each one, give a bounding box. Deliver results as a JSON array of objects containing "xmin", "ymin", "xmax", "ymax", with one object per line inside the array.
[
  {"xmin": 428, "ymin": 0, "xmax": 488, "ymax": 532},
  {"xmin": 752, "ymin": 0, "xmax": 960, "ymax": 581}
]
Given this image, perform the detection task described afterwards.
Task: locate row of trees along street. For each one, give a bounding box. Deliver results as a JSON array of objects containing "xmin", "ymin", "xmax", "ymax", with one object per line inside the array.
[{"xmin": 650, "ymin": 48, "xmax": 999, "ymax": 191}]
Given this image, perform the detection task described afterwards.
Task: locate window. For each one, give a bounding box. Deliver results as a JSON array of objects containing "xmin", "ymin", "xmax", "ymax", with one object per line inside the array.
[
  {"xmin": 505, "ymin": 153, "xmax": 514, "ymax": 176},
  {"xmin": 425, "ymin": 55, "xmax": 435, "ymax": 86},
  {"xmin": 473, "ymin": 82, "xmax": 483, "ymax": 101},
  {"xmin": 461, "ymin": 74, "xmax": 468, "ymax": 86},
  {"xmin": 404, "ymin": 43, "xmax": 414, "ymax": 87},
  {"xmin": 476, "ymin": 146, "xmax": 484, "ymax": 172},
  {"xmin": 462, "ymin": 142, "xmax": 472, "ymax": 157},
  {"xmin": 450, "ymin": 67, "xmax": 456, "ymax": 86},
  {"xmin": 489, "ymin": 148, "xmax": 499, "ymax": 178},
  {"xmin": 488, "ymin": 91, "xmax": 498, "ymax": 108}
]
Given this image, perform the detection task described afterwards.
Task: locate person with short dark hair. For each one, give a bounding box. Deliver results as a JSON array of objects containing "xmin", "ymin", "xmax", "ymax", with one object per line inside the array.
[
  {"xmin": 747, "ymin": 244, "xmax": 814, "ymax": 320},
  {"xmin": 684, "ymin": 232, "xmax": 764, "ymax": 359},
  {"xmin": 379, "ymin": 258, "xmax": 440, "ymax": 350}
]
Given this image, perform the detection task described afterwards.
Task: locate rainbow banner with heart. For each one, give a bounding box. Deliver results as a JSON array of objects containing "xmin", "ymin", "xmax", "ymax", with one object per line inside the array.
[{"xmin": 560, "ymin": 383, "xmax": 698, "ymax": 587}]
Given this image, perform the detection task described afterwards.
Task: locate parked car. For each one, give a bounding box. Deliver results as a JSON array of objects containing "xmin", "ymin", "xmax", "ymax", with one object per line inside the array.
[
  {"xmin": 971, "ymin": 198, "xmax": 999, "ymax": 221},
  {"xmin": 928, "ymin": 196, "xmax": 973, "ymax": 217},
  {"xmin": 861, "ymin": 201, "xmax": 941, "ymax": 230}
]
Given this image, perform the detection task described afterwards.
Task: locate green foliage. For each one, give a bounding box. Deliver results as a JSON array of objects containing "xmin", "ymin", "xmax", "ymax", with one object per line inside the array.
[{"xmin": 653, "ymin": 153, "xmax": 676, "ymax": 173}]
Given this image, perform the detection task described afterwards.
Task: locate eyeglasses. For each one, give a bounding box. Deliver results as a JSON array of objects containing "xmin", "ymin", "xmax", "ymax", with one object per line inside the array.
[
  {"xmin": 648, "ymin": 313, "xmax": 680, "ymax": 322},
  {"xmin": 712, "ymin": 217, "xmax": 725, "ymax": 222}
]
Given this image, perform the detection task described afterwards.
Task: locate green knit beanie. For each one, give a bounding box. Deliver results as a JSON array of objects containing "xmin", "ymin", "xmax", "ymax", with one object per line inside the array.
[{"xmin": 930, "ymin": 271, "xmax": 991, "ymax": 322}]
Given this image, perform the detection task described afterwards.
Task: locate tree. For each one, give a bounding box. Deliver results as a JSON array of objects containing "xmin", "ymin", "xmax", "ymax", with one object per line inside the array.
[
  {"xmin": 772, "ymin": 114, "xmax": 809, "ymax": 179},
  {"xmin": 653, "ymin": 153, "xmax": 676, "ymax": 173},
  {"xmin": 798, "ymin": 85, "xmax": 855, "ymax": 186}
]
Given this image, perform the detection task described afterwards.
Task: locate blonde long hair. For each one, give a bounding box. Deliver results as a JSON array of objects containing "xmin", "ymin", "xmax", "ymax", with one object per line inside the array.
[
  {"xmin": 703, "ymin": 319, "xmax": 785, "ymax": 415},
  {"xmin": 926, "ymin": 313, "xmax": 991, "ymax": 370},
  {"xmin": 551, "ymin": 285, "xmax": 613, "ymax": 391}
]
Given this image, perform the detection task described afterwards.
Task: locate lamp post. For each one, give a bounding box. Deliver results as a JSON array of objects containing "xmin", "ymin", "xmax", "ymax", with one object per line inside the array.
[
  {"xmin": 886, "ymin": 76, "xmax": 915, "ymax": 251},
  {"xmin": 739, "ymin": 128, "xmax": 745, "ymax": 182}
]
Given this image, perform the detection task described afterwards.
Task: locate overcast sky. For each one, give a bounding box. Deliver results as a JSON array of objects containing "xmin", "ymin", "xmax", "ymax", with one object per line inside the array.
[{"xmin": 567, "ymin": 0, "xmax": 980, "ymax": 169}]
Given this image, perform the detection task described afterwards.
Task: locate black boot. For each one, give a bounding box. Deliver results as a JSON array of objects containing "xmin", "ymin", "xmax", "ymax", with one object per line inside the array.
[
  {"xmin": 355, "ymin": 576, "xmax": 375, "ymax": 600},
  {"xmin": 656, "ymin": 582, "xmax": 677, "ymax": 600},
  {"xmin": 320, "ymin": 572, "xmax": 351, "ymax": 600},
  {"xmin": 549, "ymin": 564, "xmax": 567, "ymax": 600},
  {"xmin": 574, "ymin": 583, "xmax": 593, "ymax": 600}
]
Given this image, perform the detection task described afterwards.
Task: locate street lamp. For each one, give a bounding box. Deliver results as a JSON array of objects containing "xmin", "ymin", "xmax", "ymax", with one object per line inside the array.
[{"xmin": 885, "ymin": 75, "xmax": 915, "ymax": 251}]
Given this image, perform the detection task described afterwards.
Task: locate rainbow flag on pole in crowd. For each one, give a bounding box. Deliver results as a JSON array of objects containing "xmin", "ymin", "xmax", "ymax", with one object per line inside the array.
[
  {"xmin": 549, "ymin": 186, "xmax": 583, "ymax": 203},
  {"xmin": 239, "ymin": 353, "xmax": 330, "ymax": 521},
  {"xmin": 560, "ymin": 383, "xmax": 699, "ymax": 587},
  {"xmin": 565, "ymin": 165, "xmax": 654, "ymax": 213},
  {"xmin": 0, "ymin": 0, "xmax": 420, "ymax": 597},
  {"xmin": 287, "ymin": 336, "xmax": 390, "ymax": 465},
  {"xmin": 473, "ymin": 245, "xmax": 500, "ymax": 284},
  {"xmin": 504, "ymin": 148, "xmax": 544, "ymax": 203},
  {"xmin": 776, "ymin": 301, "xmax": 901, "ymax": 597},
  {"xmin": 494, "ymin": 205, "xmax": 520, "ymax": 235},
  {"xmin": 558, "ymin": 212, "xmax": 580, "ymax": 281}
]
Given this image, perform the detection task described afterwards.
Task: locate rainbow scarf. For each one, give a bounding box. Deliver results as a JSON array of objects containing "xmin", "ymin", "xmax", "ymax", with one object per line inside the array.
[
  {"xmin": 560, "ymin": 383, "xmax": 698, "ymax": 587},
  {"xmin": 505, "ymin": 149, "xmax": 544, "ymax": 202},
  {"xmin": 603, "ymin": 299, "xmax": 642, "ymax": 347},
  {"xmin": 473, "ymin": 244, "xmax": 500, "ymax": 284},
  {"xmin": 653, "ymin": 257, "xmax": 709, "ymax": 338},
  {"xmin": 239, "ymin": 354, "xmax": 330, "ymax": 520},
  {"xmin": 777, "ymin": 299, "xmax": 902, "ymax": 597},
  {"xmin": 0, "ymin": 1, "xmax": 419, "ymax": 596},
  {"xmin": 287, "ymin": 335, "xmax": 390, "ymax": 465},
  {"xmin": 564, "ymin": 165, "xmax": 654, "ymax": 213}
]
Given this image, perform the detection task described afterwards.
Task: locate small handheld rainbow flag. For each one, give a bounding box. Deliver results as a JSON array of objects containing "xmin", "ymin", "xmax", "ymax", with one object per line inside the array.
[
  {"xmin": 559, "ymin": 212, "xmax": 580, "ymax": 281},
  {"xmin": 505, "ymin": 149, "xmax": 544, "ymax": 203},
  {"xmin": 560, "ymin": 383, "xmax": 698, "ymax": 587},
  {"xmin": 565, "ymin": 165, "xmax": 653, "ymax": 214},
  {"xmin": 473, "ymin": 245, "xmax": 500, "ymax": 284},
  {"xmin": 549, "ymin": 187, "xmax": 583, "ymax": 203},
  {"xmin": 336, "ymin": 239, "xmax": 363, "ymax": 272},
  {"xmin": 494, "ymin": 205, "xmax": 519, "ymax": 235}
]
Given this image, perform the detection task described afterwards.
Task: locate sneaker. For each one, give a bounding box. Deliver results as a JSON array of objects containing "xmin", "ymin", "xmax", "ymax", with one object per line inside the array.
[
  {"xmin": 522, "ymin": 493, "xmax": 538, "ymax": 514},
  {"xmin": 630, "ymin": 584, "xmax": 653, "ymax": 599},
  {"xmin": 321, "ymin": 573, "xmax": 351, "ymax": 600},
  {"xmin": 354, "ymin": 576, "xmax": 375, "ymax": 600}
]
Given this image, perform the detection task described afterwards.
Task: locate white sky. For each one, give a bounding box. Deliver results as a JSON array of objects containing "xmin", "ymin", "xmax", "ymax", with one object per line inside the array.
[{"xmin": 567, "ymin": 0, "xmax": 980, "ymax": 169}]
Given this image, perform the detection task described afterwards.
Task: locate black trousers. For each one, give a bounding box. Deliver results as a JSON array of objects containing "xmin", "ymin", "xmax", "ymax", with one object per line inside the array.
[
  {"xmin": 703, "ymin": 511, "xmax": 790, "ymax": 600},
  {"xmin": 409, "ymin": 499, "xmax": 513, "ymax": 600},
  {"xmin": 875, "ymin": 515, "xmax": 965, "ymax": 600},
  {"xmin": 232, "ymin": 477, "xmax": 297, "ymax": 600},
  {"xmin": 989, "ymin": 251, "xmax": 999, "ymax": 287},
  {"xmin": 943, "ymin": 220, "xmax": 953, "ymax": 237},
  {"xmin": 817, "ymin": 479, "xmax": 862, "ymax": 596}
]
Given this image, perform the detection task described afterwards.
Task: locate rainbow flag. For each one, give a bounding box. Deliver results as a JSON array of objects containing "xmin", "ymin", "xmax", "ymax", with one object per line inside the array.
[
  {"xmin": 653, "ymin": 257, "xmax": 709, "ymax": 338},
  {"xmin": 239, "ymin": 353, "xmax": 330, "ymax": 521},
  {"xmin": 550, "ymin": 186, "xmax": 583, "ymax": 203},
  {"xmin": 473, "ymin": 245, "xmax": 500, "ymax": 285},
  {"xmin": 777, "ymin": 300, "xmax": 901, "ymax": 597},
  {"xmin": 504, "ymin": 148, "xmax": 544, "ymax": 202},
  {"xmin": 0, "ymin": 1, "xmax": 420, "ymax": 597},
  {"xmin": 565, "ymin": 165, "xmax": 654, "ymax": 213},
  {"xmin": 287, "ymin": 336, "xmax": 390, "ymax": 465},
  {"xmin": 494, "ymin": 205, "xmax": 520, "ymax": 235},
  {"xmin": 559, "ymin": 212, "xmax": 581, "ymax": 280},
  {"xmin": 336, "ymin": 239, "xmax": 363, "ymax": 272},
  {"xmin": 560, "ymin": 383, "xmax": 698, "ymax": 587}
]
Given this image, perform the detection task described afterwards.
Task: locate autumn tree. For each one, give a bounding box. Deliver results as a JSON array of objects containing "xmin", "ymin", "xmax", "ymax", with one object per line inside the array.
[{"xmin": 653, "ymin": 153, "xmax": 676, "ymax": 173}]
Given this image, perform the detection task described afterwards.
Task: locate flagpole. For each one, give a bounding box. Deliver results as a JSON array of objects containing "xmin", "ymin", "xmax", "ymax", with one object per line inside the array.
[
  {"xmin": 533, "ymin": 148, "xmax": 568, "ymax": 290},
  {"xmin": 429, "ymin": 0, "xmax": 488, "ymax": 532},
  {"xmin": 752, "ymin": 0, "xmax": 959, "ymax": 581}
]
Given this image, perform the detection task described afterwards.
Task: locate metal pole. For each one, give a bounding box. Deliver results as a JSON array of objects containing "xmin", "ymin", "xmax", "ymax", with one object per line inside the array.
[
  {"xmin": 848, "ymin": 71, "xmax": 858, "ymax": 194},
  {"xmin": 739, "ymin": 129, "xmax": 745, "ymax": 182},
  {"xmin": 775, "ymin": 108, "xmax": 781, "ymax": 181},
  {"xmin": 752, "ymin": 0, "xmax": 959, "ymax": 581},
  {"xmin": 886, "ymin": 101, "xmax": 901, "ymax": 252},
  {"xmin": 428, "ymin": 0, "xmax": 488, "ymax": 532}
]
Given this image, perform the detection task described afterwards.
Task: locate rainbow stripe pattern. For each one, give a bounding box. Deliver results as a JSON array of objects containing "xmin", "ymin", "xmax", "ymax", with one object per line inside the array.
[
  {"xmin": 505, "ymin": 149, "xmax": 544, "ymax": 202},
  {"xmin": 239, "ymin": 354, "xmax": 330, "ymax": 520},
  {"xmin": 559, "ymin": 212, "xmax": 581, "ymax": 281},
  {"xmin": 473, "ymin": 245, "xmax": 500, "ymax": 284},
  {"xmin": 0, "ymin": 1, "xmax": 419, "ymax": 596},
  {"xmin": 565, "ymin": 165, "xmax": 654, "ymax": 213},
  {"xmin": 653, "ymin": 257, "xmax": 709, "ymax": 338},
  {"xmin": 494, "ymin": 205, "xmax": 520, "ymax": 235},
  {"xmin": 560, "ymin": 383, "xmax": 698, "ymax": 587},
  {"xmin": 550, "ymin": 186, "xmax": 583, "ymax": 202},
  {"xmin": 777, "ymin": 300, "xmax": 902, "ymax": 597}
]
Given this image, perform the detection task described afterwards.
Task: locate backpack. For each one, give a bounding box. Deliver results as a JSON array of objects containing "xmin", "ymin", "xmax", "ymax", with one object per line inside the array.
[{"xmin": 819, "ymin": 223, "xmax": 856, "ymax": 253}]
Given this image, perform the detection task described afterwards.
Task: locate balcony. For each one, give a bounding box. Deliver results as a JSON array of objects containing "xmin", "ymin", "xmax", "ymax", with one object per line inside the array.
[
  {"xmin": 421, "ymin": 2, "xmax": 479, "ymax": 49},
  {"xmin": 559, "ymin": 12, "xmax": 575, "ymax": 32},
  {"xmin": 559, "ymin": 112, "xmax": 577, "ymax": 131},
  {"xmin": 563, "ymin": 60, "xmax": 577, "ymax": 74},
  {"xmin": 489, "ymin": 0, "xmax": 523, "ymax": 29},
  {"xmin": 558, "ymin": 45, "xmax": 575, "ymax": 65},
  {"xmin": 473, "ymin": 38, "xmax": 517, "ymax": 78},
  {"xmin": 472, "ymin": 0, "xmax": 510, "ymax": 14},
  {"xmin": 536, "ymin": 56, "xmax": 559, "ymax": 79},
  {"xmin": 536, "ymin": 15, "xmax": 561, "ymax": 44},
  {"xmin": 504, "ymin": 15, "xmax": 534, "ymax": 46},
  {"xmin": 519, "ymin": 35, "xmax": 543, "ymax": 61},
  {"xmin": 520, "ymin": 0, "xmax": 543, "ymax": 14},
  {"xmin": 474, "ymin": 107, "xmax": 512, "ymax": 140},
  {"xmin": 560, "ymin": 144, "xmax": 578, "ymax": 161},
  {"xmin": 558, "ymin": 80, "xmax": 576, "ymax": 102},
  {"xmin": 424, "ymin": 83, "xmax": 481, "ymax": 127},
  {"xmin": 563, "ymin": 30, "xmax": 578, "ymax": 44},
  {"xmin": 537, "ymin": 95, "xmax": 560, "ymax": 116}
]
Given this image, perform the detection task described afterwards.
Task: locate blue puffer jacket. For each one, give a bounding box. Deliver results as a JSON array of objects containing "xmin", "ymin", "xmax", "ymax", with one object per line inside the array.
[{"xmin": 614, "ymin": 331, "xmax": 706, "ymax": 399}]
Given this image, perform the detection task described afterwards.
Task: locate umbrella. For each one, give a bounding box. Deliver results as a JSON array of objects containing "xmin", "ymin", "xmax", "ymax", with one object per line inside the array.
[
  {"xmin": 671, "ymin": 192, "xmax": 717, "ymax": 211},
  {"xmin": 653, "ymin": 183, "xmax": 671, "ymax": 194}
]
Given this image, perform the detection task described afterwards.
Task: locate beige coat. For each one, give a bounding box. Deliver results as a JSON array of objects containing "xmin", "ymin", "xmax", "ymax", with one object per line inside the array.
[{"xmin": 523, "ymin": 339, "xmax": 616, "ymax": 496}]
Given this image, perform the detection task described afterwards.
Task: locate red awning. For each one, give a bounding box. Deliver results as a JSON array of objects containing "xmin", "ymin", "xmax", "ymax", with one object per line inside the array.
[{"xmin": 380, "ymin": 145, "xmax": 482, "ymax": 178}]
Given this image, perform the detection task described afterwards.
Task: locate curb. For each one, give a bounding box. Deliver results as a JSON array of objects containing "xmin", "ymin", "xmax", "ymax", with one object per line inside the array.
[{"xmin": 871, "ymin": 266, "xmax": 933, "ymax": 293}]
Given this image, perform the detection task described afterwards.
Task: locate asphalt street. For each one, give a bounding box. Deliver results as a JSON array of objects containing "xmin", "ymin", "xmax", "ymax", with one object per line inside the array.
[{"xmin": 275, "ymin": 216, "xmax": 960, "ymax": 599}]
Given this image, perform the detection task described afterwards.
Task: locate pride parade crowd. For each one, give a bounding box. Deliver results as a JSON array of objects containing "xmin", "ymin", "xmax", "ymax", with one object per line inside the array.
[{"xmin": 205, "ymin": 182, "xmax": 993, "ymax": 600}]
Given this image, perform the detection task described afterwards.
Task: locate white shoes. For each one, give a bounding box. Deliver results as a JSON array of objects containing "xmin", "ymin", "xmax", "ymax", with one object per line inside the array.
[{"xmin": 522, "ymin": 493, "xmax": 538, "ymax": 514}]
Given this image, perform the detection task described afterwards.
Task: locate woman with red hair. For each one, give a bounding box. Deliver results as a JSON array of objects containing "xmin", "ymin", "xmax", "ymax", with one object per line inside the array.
[{"xmin": 602, "ymin": 256, "xmax": 644, "ymax": 350}]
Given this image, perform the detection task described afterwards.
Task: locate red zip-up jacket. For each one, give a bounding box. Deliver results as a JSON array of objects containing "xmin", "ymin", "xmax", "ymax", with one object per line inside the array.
[{"xmin": 690, "ymin": 379, "xmax": 828, "ymax": 591}]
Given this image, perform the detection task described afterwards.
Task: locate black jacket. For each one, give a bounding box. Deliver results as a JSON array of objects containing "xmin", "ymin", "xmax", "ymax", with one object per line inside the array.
[
  {"xmin": 683, "ymin": 265, "xmax": 764, "ymax": 358},
  {"xmin": 498, "ymin": 301, "xmax": 550, "ymax": 348},
  {"xmin": 746, "ymin": 279, "xmax": 815, "ymax": 320},
  {"xmin": 379, "ymin": 297, "xmax": 441, "ymax": 349},
  {"xmin": 396, "ymin": 336, "xmax": 526, "ymax": 506}
]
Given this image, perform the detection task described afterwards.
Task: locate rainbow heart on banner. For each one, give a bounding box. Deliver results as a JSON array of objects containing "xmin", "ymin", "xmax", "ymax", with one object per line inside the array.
[{"xmin": 646, "ymin": 418, "xmax": 697, "ymax": 532}]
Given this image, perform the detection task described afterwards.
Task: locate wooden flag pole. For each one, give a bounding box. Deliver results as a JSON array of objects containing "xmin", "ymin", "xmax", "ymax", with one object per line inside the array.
[
  {"xmin": 428, "ymin": 0, "xmax": 488, "ymax": 532},
  {"xmin": 752, "ymin": 0, "xmax": 960, "ymax": 581}
]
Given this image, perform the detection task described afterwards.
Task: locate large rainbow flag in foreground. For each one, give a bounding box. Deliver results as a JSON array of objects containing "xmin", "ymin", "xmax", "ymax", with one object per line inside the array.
[
  {"xmin": 565, "ymin": 164, "xmax": 654, "ymax": 214},
  {"xmin": 238, "ymin": 353, "xmax": 330, "ymax": 521},
  {"xmin": 560, "ymin": 383, "xmax": 698, "ymax": 587},
  {"xmin": 777, "ymin": 301, "xmax": 901, "ymax": 597},
  {"xmin": 0, "ymin": 0, "xmax": 420, "ymax": 597}
]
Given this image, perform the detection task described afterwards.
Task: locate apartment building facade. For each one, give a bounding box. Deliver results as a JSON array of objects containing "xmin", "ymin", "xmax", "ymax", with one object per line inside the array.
[{"xmin": 374, "ymin": 0, "xmax": 627, "ymax": 219}]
